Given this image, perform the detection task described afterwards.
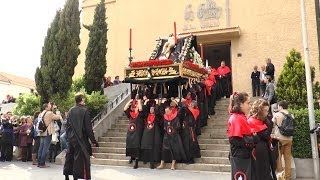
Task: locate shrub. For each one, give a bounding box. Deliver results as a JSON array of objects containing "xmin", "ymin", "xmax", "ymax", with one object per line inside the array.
[
  {"xmin": 276, "ymin": 49, "xmax": 319, "ymax": 109},
  {"xmin": 13, "ymin": 93, "xmax": 40, "ymax": 116},
  {"xmin": 290, "ymin": 109, "xmax": 320, "ymax": 158}
]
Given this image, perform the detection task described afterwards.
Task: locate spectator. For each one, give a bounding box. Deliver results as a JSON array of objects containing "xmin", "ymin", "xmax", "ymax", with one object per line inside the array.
[
  {"xmin": 260, "ymin": 65, "xmax": 267, "ymax": 96},
  {"xmin": 266, "ymin": 58, "xmax": 275, "ymax": 81},
  {"xmin": 19, "ymin": 116, "xmax": 33, "ymax": 162},
  {"xmin": 263, "ymin": 75, "xmax": 277, "ymax": 115},
  {"xmin": 103, "ymin": 75, "xmax": 113, "ymax": 88},
  {"xmin": 60, "ymin": 112, "xmax": 69, "ymax": 151},
  {"xmin": 37, "ymin": 103, "xmax": 61, "ymax": 168},
  {"xmin": 32, "ymin": 111, "xmax": 41, "ymax": 165},
  {"xmin": 113, "ymin": 76, "xmax": 121, "ymax": 85},
  {"xmin": 251, "ymin": 65, "xmax": 260, "ymax": 97},
  {"xmin": 272, "ymin": 100, "xmax": 293, "ymax": 180}
]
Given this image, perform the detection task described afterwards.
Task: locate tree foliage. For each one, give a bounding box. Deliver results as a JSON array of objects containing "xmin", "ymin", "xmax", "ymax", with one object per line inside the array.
[
  {"xmin": 13, "ymin": 94, "xmax": 40, "ymax": 116},
  {"xmin": 84, "ymin": 0, "xmax": 108, "ymax": 94},
  {"xmin": 276, "ymin": 49, "xmax": 319, "ymax": 109}
]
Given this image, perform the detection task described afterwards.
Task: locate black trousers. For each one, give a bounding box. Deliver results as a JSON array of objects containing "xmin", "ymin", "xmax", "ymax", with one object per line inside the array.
[
  {"xmin": 21, "ymin": 143, "xmax": 32, "ymax": 161},
  {"xmin": 0, "ymin": 142, "xmax": 13, "ymax": 161},
  {"xmin": 252, "ymin": 82, "xmax": 260, "ymax": 97}
]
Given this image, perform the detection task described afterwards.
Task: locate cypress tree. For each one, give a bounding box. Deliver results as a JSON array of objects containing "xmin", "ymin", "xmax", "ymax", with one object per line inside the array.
[
  {"xmin": 35, "ymin": 10, "xmax": 61, "ymax": 103},
  {"xmin": 54, "ymin": 0, "xmax": 81, "ymax": 95},
  {"xmin": 84, "ymin": 0, "xmax": 108, "ymax": 94},
  {"xmin": 276, "ymin": 49, "xmax": 318, "ymax": 109}
]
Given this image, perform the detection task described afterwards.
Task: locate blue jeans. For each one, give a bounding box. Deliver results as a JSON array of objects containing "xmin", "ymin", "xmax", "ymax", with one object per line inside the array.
[
  {"xmin": 60, "ymin": 132, "xmax": 69, "ymax": 151},
  {"xmin": 37, "ymin": 135, "xmax": 52, "ymax": 166}
]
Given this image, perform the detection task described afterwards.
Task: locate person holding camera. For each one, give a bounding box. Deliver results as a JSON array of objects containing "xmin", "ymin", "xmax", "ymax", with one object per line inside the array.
[
  {"xmin": 37, "ymin": 103, "xmax": 61, "ymax": 168},
  {"xmin": 63, "ymin": 93, "xmax": 98, "ymax": 180}
]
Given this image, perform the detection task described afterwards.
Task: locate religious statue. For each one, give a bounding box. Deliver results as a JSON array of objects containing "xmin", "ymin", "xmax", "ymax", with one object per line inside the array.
[{"xmin": 159, "ymin": 34, "xmax": 176, "ymax": 59}]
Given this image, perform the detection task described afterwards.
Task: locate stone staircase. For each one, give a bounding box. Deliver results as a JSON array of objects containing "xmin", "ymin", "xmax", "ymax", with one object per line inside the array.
[{"xmin": 91, "ymin": 99, "xmax": 231, "ymax": 172}]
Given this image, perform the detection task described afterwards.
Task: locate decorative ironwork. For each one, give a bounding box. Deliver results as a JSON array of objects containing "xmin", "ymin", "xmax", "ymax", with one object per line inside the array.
[{"xmin": 91, "ymin": 88, "xmax": 130, "ymax": 127}]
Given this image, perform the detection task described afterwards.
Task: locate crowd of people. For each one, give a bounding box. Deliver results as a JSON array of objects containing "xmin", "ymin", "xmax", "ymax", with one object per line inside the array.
[
  {"xmin": 102, "ymin": 75, "xmax": 122, "ymax": 88},
  {"xmin": 0, "ymin": 103, "xmax": 69, "ymax": 166},
  {"xmin": 122, "ymin": 61, "xmax": 232, "ymax": 170}
]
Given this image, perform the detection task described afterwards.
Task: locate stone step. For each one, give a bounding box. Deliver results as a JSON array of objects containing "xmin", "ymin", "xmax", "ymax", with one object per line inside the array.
[
  {"xmin": 98, "ymin": 136, "xmax": 126, "ymax": 142},
  {"xmin": 111, "ymin": 124, "xmax": 128, "ymax": 129},
  {"xmin": 195, "ymin": 157, "xmax": 230, "ymax": 164},
  {"xmin": 94, "ymin": 153, "xmax": 127, "ymax": 159},
  {"xmin": 201, "ymin": 127, "xmax": 228, "ymax": 133},
  {"xmin": 95, "ymin": 147, "xmax": 125, "ymax": 154},
  {"xmin": 207, "ymin": 120, "xmax": 228, "ymax": 126},
  {"xmin": 108, "ymin": 128, "xmax": 127, "ymax": 133},
  {"xmin": 97, "ymin": 142, "xmax": 229, "ymax": 151},
  {"xmin": 198, "ymin": 132, "xmax": 227, "ymax": 139},
  {"xmin": 200, "ymin": 150, "xmax": 229, "ymax": 157},
  {"xmin": 106, "ymin": 132, "xmax": 127, "ymax": 137},
  {"xmin": 91, "ymin": 158, "xmax": 231, "ymax": 172},
  {"xmin": 198, "ymin": 138, "xmax": 229, "ymax": 144},
  {"xmin": 200, "ymin": 144, "xmax": 229, "ymax": 151},
  {"xmin": 93, "ymin": 153, "xmax": 229, "ymax": 165}
]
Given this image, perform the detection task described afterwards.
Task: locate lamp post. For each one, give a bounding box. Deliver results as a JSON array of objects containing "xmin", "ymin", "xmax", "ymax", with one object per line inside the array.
[{"xmin": 300, "ymin": 0, "xmax": 320, "ymax": 179}]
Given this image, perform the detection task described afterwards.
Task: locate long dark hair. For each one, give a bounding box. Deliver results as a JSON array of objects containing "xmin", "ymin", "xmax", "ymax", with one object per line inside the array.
[{"xmin": 229, "ymin": 92, "xmax": 249, "ymax": 114}]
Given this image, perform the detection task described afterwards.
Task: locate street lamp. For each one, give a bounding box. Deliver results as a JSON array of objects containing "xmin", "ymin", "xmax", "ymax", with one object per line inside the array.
[{"xmin": 300, "ymin": 0, "xmax": 320, "ymax": 179}]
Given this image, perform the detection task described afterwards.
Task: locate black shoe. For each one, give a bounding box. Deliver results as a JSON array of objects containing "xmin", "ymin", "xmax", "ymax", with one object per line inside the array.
[
  {"xmin": 150, "ymin": 162, "xmax": 155, "ymax": 169},
  {"xmin": 128, "ymin": 157, "xmax": 135, "ymax": 164},
  {"xmin": 133, "ymin": 159, "xmax": 139, "ymax": 169}
]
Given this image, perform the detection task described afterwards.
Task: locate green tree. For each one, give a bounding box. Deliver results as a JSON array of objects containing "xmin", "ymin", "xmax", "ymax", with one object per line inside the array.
[
  {"xmin": 13, "ymin": 94, "xmax": 40, "ymax": 116},
  {"xmin": 84, "ymin": 0, "xmax": 108, "ymax": 94},
  {"xmin": 54, "ymin": 0, "xmax": 81, "ymax": 96},
  {"xmin": 276, "ymin": 49, "xmax": 319, "ymax": 109},
  {"xmin": 35, "ymin": 10, "xmax": 61, "ymax": 103}
]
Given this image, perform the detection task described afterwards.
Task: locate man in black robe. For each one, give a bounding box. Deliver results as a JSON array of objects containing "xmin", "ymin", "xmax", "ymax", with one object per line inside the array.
[
  {"xmin": 157, "ymin": 100, "xmax": 186, "ymax": 170},
  {"xmin": 0, "ymin": 112, "xmax": 14, "ymax": 161},
  {"xmin": 124, "ymin": 98, "xmax": 144, "ymax": 169},
  {"xmin": 140, "ymin": 100, "xmax": 162, "ymax": 169},
  {"xmin": 180, "ymin": 101, "xmax": 201, "ymax": 163},
  {"xmin": 63, "ymin": 93, "xmax": 98, "ymax": 180}
]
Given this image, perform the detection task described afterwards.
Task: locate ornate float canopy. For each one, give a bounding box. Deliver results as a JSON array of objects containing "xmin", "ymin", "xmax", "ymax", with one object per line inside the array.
[{"xmin": 124, "ymin": 35, "xmax": 207, "ymax": 84}]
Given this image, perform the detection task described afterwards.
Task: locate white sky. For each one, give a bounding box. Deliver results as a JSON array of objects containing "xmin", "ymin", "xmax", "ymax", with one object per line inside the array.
[{"xmin": 0, "ymin": 0, "xmax": 68, "ymax": 80}]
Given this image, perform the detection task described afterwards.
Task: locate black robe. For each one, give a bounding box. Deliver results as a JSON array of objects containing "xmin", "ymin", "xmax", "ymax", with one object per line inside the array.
[
  {"xmin": 63, "ymin": 105, "xmax": 97, "ymax": 180},
  {"xmin": 197, "ymin": 82, "xmax": 208, "ymax": 129},
  {"xmin": 180, "ymin": 107, "xmax": 201, "ymax": 162},
  {"xmin": 220, "ymin": 72, "xmax": 232, "ymax": 98},
  {"xmin": 251, "ymin": 119, "xmax": 276, "ymax": 180},
  {"xmin": 0, "ymin": 120, "xmax": 14, "ymax": 161},
  {"xmin": 140, "ymin": 105, "xmax": 162, "ymax": 163},
  {"xmin": 161, "ymin": 110, "xmax": 186, "ymax": 162},
  {"xmin": 125, "ymin": 108, "xmax": 144, "ymax": 158}
]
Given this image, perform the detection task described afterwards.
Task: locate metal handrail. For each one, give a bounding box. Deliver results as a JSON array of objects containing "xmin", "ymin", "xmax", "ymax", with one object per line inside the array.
[{"xmin": 91, "ymin": 88, "xmax": 129, "ymax": 126}]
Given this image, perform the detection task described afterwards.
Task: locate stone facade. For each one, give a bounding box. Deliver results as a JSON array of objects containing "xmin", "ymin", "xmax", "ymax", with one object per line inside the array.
[{"xmin": 76, "ymin": 0, "xmax": 320, "ymax": 95}]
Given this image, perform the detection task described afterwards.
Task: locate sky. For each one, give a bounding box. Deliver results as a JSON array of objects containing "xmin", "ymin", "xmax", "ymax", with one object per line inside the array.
[{"xmin": 0, "ymin": 0, "xmax": 68, "ymax": 80}]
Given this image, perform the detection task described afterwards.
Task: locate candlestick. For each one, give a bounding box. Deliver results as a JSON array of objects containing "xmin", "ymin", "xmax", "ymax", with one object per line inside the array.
[
  {"xmin": 200, "ymin": 44, "xmax": 204, "ymax": 60},
  {"xmin": 129, "ymin": 29, "xmax": 132, "ymax": 49},
  {"xmin": 174, "ymin": 22, "xmax": 177, "ymax": 44}
]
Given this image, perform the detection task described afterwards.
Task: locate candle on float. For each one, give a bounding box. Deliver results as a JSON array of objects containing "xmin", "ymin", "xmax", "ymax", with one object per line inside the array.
[
  {"xmin": 129, "ymin": 28, "xmax": 132, "ymax": 49},
  {"xmin": 200, "ymin": 44, "xmax": 204, "ymax": 60},
  {"xmin": 174, "ymin": 22, "xmax": 177, "ymax": 44}
]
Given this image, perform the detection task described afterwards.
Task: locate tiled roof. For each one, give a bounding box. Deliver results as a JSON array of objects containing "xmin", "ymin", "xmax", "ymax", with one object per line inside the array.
[{"xmin": 0, "ymin": 72, "xmax": 35, "ymax": 89}]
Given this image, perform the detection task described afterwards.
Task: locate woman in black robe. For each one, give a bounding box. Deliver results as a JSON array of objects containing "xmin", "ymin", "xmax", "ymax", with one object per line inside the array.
[
  {"xmin": 248, "ymin": 99, "xmax": 276, "ymax": 180},
  {"xmin": 140, "ymin": 99, "xmax": 162, "ymax": 169},
  {"xmin": 157, "ymin": 100, "xmax": 186, "ymax": 170},
  {"xmin": 180, "ymin": 100, "xmax": 201, "ymax": 164},
  {"xmin": 124, "ymin": 98, "xmax": 144, "ymax": 169},
  {"xmin": 228, "ymin": 92, "xmax": 257, "ymax": 180}
]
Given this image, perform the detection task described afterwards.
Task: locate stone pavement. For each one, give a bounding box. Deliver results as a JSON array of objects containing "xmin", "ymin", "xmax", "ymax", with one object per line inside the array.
[
  {"xmin": 0, "ymin": 161, "xmax": 230, "ymax": 180},
  {"xmin": 0, "ymin": 161, "xmax": 313, "ymax": 180}
]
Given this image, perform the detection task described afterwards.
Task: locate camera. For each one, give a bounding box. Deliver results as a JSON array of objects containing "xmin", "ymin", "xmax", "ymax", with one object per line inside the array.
[{"xmin": 310, "ymin": 123, "xmax": 320, "ymax": 134}]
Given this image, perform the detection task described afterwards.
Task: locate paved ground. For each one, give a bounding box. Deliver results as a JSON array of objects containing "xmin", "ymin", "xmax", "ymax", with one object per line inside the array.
[
  {"xmin": 0, "ymin": 161, "xmax": 314, "ymax": 180},
  {"xmin": 0, "ymin": 161, "xmax": 230, "ymax": 180}
]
